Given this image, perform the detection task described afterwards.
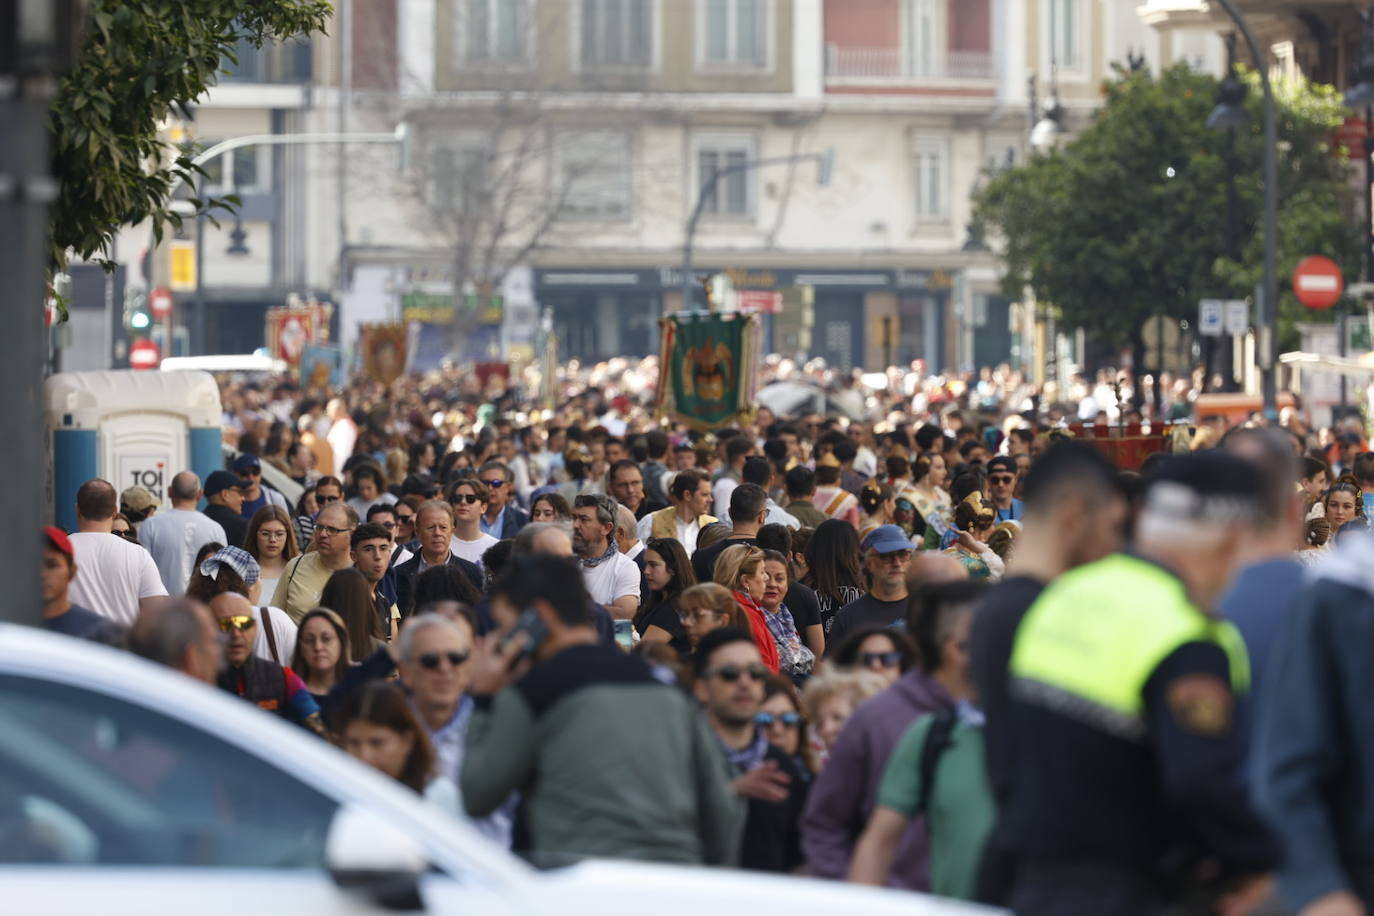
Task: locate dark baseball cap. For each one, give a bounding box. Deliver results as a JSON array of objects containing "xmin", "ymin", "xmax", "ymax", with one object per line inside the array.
[
  {"xmin": 232, "ymin": 453, "xmax": 262, "ymax": 473},
  {"xmin": 205, "ymin": 470, "xmax": 249, "ymax": 497},
  {"xmin": 986, "ymin": 455, "xmax": 1017, "ymax": 476}
]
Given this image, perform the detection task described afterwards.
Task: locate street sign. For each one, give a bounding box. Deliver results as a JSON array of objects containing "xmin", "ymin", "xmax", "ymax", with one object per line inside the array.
[
  {"xmin": 738, "ymin": 290, "xmax": 783, "ymax": 313},
  {"xmin": 1224, "ymin": 300, "xmax": 1250, "ymax": 336},
  {"xmin": 129, "ymin": 337, "xmax": 160, "ymax": 370},
  {"xmin": 169, "ymin": 241, "xmax": 197, "ymax": 292},
  {"xmin": 1292, "ymin": 256, "xmax": 1344, "ymax": 310},
  {"xmin": 149, "ymin": 286, "xmax": 173, "ymax": 320},
  {"xmin": 1198, "ymin": 300, "xmax": 1224, "ymax": 337}
]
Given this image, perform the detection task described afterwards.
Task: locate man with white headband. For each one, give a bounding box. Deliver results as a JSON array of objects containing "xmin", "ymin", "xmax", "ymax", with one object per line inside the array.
[{"xmin": 998, "ymin": 450, "xmax": 1279, "ymax": 916}]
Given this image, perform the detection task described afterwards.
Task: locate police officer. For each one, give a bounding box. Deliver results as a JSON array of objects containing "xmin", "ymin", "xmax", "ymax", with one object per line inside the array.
[{"xmin": 1001, "ymin": 451, "xmax": 1278, "ymax": 916}]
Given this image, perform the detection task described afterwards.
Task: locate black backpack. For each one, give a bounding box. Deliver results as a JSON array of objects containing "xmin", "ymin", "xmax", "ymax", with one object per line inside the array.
[{"xmin": 916, "ymin": 707, "xmax": 959, "ymax": 818}]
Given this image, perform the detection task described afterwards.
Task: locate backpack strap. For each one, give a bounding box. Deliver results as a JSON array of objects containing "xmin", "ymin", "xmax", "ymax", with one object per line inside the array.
[
  {"xmin": 260, "ymin": 606, "xmax": 281, "ymax": 665},
  {"xmin": 916, "ymin": 707, "xmax": 959, "ymax": 819}
]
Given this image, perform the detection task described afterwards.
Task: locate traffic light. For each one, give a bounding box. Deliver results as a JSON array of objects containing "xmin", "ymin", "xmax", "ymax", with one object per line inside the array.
[{"xmin": 123, "ymin": 290, "xmax": 151, "ymax": 332}]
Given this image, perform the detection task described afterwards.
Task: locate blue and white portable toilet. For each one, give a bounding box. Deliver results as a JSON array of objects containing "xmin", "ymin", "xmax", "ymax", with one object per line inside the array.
[{"xmin": 45, "ymin": 370, "xmax": 223, "ymax": 532}]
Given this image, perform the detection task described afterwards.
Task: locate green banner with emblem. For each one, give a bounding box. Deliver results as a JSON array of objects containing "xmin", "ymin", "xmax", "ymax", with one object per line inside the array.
[{"xmin": 656, "ymin": 312, "xmax": 759, "ymax": 431}]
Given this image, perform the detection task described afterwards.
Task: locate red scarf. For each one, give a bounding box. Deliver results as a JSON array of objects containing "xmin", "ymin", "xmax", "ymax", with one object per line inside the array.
[{"xmin": 732, "ymin": 591, "xmax": 781, "ymax": 674}]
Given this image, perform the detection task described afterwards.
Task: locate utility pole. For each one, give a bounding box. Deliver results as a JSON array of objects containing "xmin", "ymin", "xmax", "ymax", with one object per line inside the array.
[{"xmin": 1, "ymin": 0, "xmax": 80, "ymax": 625}]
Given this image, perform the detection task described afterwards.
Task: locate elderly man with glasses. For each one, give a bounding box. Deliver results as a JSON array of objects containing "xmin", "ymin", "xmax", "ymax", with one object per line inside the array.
[
  {"xmin": 271, "ymin": 502, "xmax": 358, "ymax": 625},
  {"xmin": 210, "ymin": 592, "xmax": 325, "ymax": 736},
  {"xmin": 398, "ymin": 610, "xmax": 513, "ymax": 846}
]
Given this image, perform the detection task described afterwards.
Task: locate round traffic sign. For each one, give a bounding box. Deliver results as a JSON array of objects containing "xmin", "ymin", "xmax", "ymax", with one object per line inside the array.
[
  {"xmin": 129, "ymin": 337, "xmax": 160, "ymax": 370},
  {"xmin": 149, "ymin": 286, "xmax": 174, "ymax": 319},
  {"xmin": 1292, "ymin": 256, "xmax": 1344, "ymax": 310}
]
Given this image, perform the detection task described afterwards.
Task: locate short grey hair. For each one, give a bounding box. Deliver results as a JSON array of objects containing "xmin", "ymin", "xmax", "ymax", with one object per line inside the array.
[
  {"xmin": 398, "ymin": 613, "xmax": 465, "ymax": 662},
  {"xmin": 513, "ymin": 521, "xmax": 574, "ymax": 556},
  {"xmin": 614, "ymin": 505, "xmax": 638, "ymax": 542},
  {"xmin": 129, "ymin": 599, "xmax": 207, "ymax": 670}
]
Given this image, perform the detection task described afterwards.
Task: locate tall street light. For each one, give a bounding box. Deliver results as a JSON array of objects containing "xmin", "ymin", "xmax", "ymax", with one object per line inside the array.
[
  {"xmin": 1211, "ymin": 0, "xmax": 1279, "ymax": 420},
  {"xmin": 1206, "ymin": 33, "xmax": 1248, "ymax": 393},
  {"xmin": 1343, "ymin": 7, "xmax": 1374, "ymax": 408}
]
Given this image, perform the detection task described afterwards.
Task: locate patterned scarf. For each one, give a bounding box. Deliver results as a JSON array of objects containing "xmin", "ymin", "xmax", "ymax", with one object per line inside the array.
[
  {"xmin": 581, "ymin": 538, "xmax": 619, "ymax": 569},
  {"xmin": 720, "ymin": 726, "xmax": 771, "ymax": 774}
]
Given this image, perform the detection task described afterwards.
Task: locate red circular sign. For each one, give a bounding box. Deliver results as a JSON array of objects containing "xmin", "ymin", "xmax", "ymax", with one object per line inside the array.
[
  {"xmin": 129, "ymin": 338, "xmax": 160, "ymax": 370},
  {"xmin": 149, "ymin": 286, "xmax": 174, "ymax": 319},
  {"xmin": 1292, "ymin": 256, "xmax": 1345, "ymax": 310}
]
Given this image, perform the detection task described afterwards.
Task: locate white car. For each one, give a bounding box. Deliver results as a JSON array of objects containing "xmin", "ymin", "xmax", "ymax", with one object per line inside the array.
[{"xmin": 0, "ymin": 625, "xmax": 999, "ymax": 915}]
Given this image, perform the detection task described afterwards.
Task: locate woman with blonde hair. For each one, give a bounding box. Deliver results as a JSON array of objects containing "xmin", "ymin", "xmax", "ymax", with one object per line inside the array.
[
  {"xmin": 677, "ymin": 583, "xmax": 750, "ymax": 648},
  {"xmin": 943, "ymin": 492, "xmax": 1004, "ymax": 581},
  {"xmin": 713, "ymin": 544, "xmax": 781, "ymax": 674},
  {"xmin": 801, "ymin": 666, "xmax": 889, "ymax": 770}
]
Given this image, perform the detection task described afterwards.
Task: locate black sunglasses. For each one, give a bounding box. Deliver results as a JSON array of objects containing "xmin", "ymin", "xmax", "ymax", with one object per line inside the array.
[
  {"xmin": 418, "ymin": 651, "xmax": 470, "ymax": 670},
  {"xmin": 316, "ymin": 494, "xmax": 342, "ymax": 504},
  {"xmin": 989, "ymin": 474, "xmax": 1016, "ymax": 485},
  {"xmin": 705, "ymin": 663, "xmax": 769, "ymax": 683},
  {"xmin": 396, "ymin": 513, "xmax": 415, "ymax": 523},
  {"xmin": 755, "ymin": 711, "xmax": 801, "ymax": 728},
  {"xmin": 861, "ymin": 650, "xmax": 903, "ymax": 669},
  {"xmin": 452, "ymin": 493, "xmax": 483, "ymax": 505}
]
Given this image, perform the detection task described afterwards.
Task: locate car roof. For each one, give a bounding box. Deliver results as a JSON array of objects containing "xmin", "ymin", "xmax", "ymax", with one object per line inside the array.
[{"xmin": 0, "ymin": 623, "xmax": 528, "ymax": 887}]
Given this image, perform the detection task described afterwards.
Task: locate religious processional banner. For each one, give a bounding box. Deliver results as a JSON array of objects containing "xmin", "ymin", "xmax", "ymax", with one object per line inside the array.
[{"xmin": 656, "ymin": 312, "xmax": 760, "ymax": 431}]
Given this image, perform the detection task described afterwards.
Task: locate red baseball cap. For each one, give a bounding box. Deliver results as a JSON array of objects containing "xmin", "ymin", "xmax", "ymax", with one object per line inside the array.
[{"xmin": 43, "ymin": 526, "xmax": 74, "ymax": 559}]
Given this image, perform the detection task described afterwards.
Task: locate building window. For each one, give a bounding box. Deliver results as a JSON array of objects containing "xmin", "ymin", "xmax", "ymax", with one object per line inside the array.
[
  {"xmin": 459, "ymin": 0, "xmax": 530, "ymax": 66},
  {"xmin": 986, "ymin": 133, "xmax": 1022, "ymax": 171},
  {"xmin": 581, "ymin": 0, "xmax": 653, "ymax": 70},
  {"xmin": 203, "ymin": 145, "xmax": 271, "ymax": 195},
  {"xmin": 912, "ymin": 137, "xmax": 948, "ymax": 223},
  {"xmin": 553, "ymin": 129, "xmax": 633, "ymax": 220},
  {"xmin": 1047, "ymin": 0, "xmax": 1081, "ymax": 72},
  {"xmin": 698, "ymin": 0, "xmax": 767, "ymax": 70},
  {"xmin": 906, "ymin": 0, "xmax": 938, "ymax": 78},
  {"xmin": 695, "ymin": 134, "xmax": 756, "ymax": 218},
  {"xmin": 427, "ymin": 134, "xmax": 490, "ymax": 210}
]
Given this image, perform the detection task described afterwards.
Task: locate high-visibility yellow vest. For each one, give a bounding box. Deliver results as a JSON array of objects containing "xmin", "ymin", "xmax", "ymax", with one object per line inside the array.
[{"xmin": 1009, "ymin": 554, "xmax": 1250, "ymax": 740}]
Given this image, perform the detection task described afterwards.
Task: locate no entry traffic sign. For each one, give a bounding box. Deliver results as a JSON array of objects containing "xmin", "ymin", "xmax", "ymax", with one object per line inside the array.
[
  {"xmin": 1292, "ymin": 256, "xmax": 1344, "ymax": 310},
  {"xmin": 129, "ymin": 337, "xmax": 160, "ymax": 370}
]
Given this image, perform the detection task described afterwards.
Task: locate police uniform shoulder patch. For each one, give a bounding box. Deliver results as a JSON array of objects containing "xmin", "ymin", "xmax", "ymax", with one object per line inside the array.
[{"xmin": 1165, "ymin": 674, "xmax": 1233, "ymax": 736}]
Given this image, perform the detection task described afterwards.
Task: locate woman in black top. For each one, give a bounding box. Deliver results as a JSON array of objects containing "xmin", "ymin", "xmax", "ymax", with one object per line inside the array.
[
  {"xmin": 801, "ymin": 519, "xmax": 865, "ymax": 635},
  {"xmin": 635, "ymin": 537, "xmax": 697, "ymax": 657}
]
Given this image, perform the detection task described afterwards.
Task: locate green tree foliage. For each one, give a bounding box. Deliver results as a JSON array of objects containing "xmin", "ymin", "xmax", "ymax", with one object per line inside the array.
[
  {"xmin": 49, "ymin": 0, "xmax": 331, "ymax": 267},
  {"xmin": 973, "ymin": 63, "xmax": 1360, "ymax": 354}
]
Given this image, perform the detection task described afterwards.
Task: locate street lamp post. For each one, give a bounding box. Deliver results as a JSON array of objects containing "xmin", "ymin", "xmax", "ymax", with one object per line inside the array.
[
  {"xmin": 149, "ymin": 129, "xmax": 405, "ymax": 357},
  {"xmin": 1206, "ymin": 33, "xmax": 1248, "ymax": 393},
  {"xmin": 1211, "ymin": 0, "xmax": 1279, "ymax": 420},
  {"xmin": 680, "ymin": 150, "xmax": 834, "ymax": 313}
]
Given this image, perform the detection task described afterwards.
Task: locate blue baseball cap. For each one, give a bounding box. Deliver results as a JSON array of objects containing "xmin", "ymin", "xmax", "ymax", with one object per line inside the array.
[
  {"xmin": 232, "ymin": 453, "xmax": 262, "ymax": 474},
  {"xmin": 205, "ymin": 470, "xmax": 249, "ymax": 497},
  {"xmin": 862, "ymin": 524, "xmax": 914, "ymax": 555}
]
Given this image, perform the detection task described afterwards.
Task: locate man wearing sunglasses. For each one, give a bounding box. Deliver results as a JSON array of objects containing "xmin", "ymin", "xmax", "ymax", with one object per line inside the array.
[
  {"xmin": 695, "ymin": 627, "xmax": 807, "ymax": 873},
  {"xmin": 984, "ymin": 456, "xmax": 1024, "ymax": 524},
  {"xmin": 233, "ymin": 452, "xmax": 289, "ymax": 520},
  {"xmin": 210, "ymin": 592, "xmax": 325, "ymax": 736},
  {"xmin": 476, "ymin": 461, "xmax": 528, "ymax": 539}
]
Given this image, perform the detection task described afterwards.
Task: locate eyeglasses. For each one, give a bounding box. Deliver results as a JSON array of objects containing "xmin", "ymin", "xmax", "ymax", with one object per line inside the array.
[
  {"xmin": 974, "ymin": 519, "xmax": 995, "ymax": 530},
  {"xmin": 452, "ymin": 493, "xmax": 482, "ymax": 505},
  {"xmin": 704, "ymin": 663, "xmax": 769, "ymax": 683},
  {"xmin": 755, "ymin": 711, "xmax": 801, "ymax": 728},
  {"xmin": 377, "ymin": 521, "xmax": 396, "ymax": 530},
  {"xmin": 316, "ymin": 524, "xmax": 355, "ymax": 537},
  {"xmin": 989, "ymin": 475, "xmax": 1016, "ymax": 485},
  {"xmin": 242, "ymin": 468, "xmax": 261, "ymax": 477},
  {"xmin": 861, "ymin": 651, "xmax": 903, "ymax": 669},
  {"xmin": 417, "ymin": 650, "xmax": 470, "ymax": 670},
  {"xmin": 316, "ymin": 494, "xmax": 342, "ymax": 504},
  {"xmin": 876, "ymin": 550, "xmax": 912, "ymax": 563},
  {"xmin": 396, "ymin": 513, "xmax": 415, "ymax": 523},
  {"xmin": 480, "ymin": 479, "xmax": 506, "ymax": 489},
  {"xmin": 217, "ymin": 615, "xmax": 256, "ymax": 633},
  {"xmin": 678, "ymin": 608, "xmax": 722, "ymax": 625}
]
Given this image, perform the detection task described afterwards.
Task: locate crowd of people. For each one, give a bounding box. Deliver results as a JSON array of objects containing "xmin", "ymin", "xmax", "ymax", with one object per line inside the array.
[{"xmin": 33, "ymin": 361, "xmax": 1374, "ymax": 916}]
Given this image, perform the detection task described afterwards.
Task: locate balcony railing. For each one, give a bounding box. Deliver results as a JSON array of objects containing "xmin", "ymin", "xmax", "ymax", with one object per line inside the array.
[{"xmin": 825, "ymin": 44, "xmax": 997, "ymax": 81}]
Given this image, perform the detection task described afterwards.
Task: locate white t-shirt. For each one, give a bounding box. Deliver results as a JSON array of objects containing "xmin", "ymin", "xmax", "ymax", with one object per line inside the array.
[
  {"xmin": 136, "ymin": 508, "xmax": 227, "ymax": 596},
  {"xmin": 68, "ymin": 532, "xmax": 169, "ymax": 626},
  {"xmin": 450, "ymin": 532, "xmax": 499, "ymax": 569},
  {"xmin": 635, "ymin": 513, "xmax": 703, "ymax": 556},
  {"xmin": 713, "ymin": 477, "xmax": 739, "ymax": 520},
  {"xmin": 581, "ymin": 552, "xmax": 641, "ymax": 607},
  {"xmin": 251, "ymin": 605, "xmax": 299, "ymax": 667}
]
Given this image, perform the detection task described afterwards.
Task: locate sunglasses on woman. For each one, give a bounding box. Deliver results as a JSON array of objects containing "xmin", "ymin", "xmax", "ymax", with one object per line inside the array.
[
  {"xmin": 705, "ymin": 663, "xmax": 769, "ymax": 683},
  {"xmin": 861, "ymin": 650, "xmax": 903, "ymax": 669},
  {"xmin": 452, "ymin": 493, "xmax": 482, "ymax": 505},
  {"xmin": 755, "ymin": 711, "xmax": 801, "ymax": 728},
  {"xmin": 217, "ymin": 615, "xmax": 256, "ymax": 633},
  {"xmin": 418, "ymin": 651, "xmax": 470, "ymax": 669}
]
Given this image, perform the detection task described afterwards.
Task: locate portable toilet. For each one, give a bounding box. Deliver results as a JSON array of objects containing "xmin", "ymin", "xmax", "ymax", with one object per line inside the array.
[{"xmin": 45, "ymin": 370, "xmax": 223, "ymax": 532}]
